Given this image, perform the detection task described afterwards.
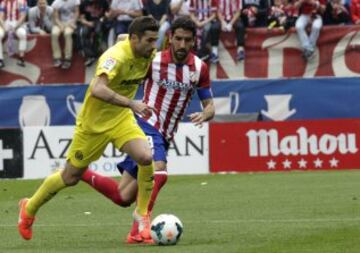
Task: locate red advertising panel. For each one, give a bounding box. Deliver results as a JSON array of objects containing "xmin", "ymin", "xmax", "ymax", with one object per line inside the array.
[{"xmin": 209, "ymin": 119, "xmax": 360, "ymax": 172}]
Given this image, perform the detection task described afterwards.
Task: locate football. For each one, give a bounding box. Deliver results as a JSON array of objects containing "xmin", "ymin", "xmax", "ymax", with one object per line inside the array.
[{"xmin": 150, "ymin": 214, "xmax": 183, "ymax": 245}]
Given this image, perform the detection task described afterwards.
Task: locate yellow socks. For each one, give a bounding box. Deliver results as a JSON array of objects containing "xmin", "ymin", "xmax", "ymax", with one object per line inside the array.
[
  {"xmin": 26, "ymin": 171, "xmax": 66, "ymax": 216},
  {"xmin": 136, "ymin": 162, "xmax": 154, "ymax": 215}
]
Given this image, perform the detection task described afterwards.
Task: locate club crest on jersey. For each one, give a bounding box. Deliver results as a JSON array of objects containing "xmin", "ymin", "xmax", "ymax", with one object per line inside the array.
[{"xmin": 102, "ymin": 57, "xmax": 117, "ymax": 71}]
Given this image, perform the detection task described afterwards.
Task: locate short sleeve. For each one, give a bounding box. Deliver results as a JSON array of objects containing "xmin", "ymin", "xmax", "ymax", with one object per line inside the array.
[
  {"xmin": 198, "ymin": 61, "xmax": 210, "ymax": 89},
  {"xmin": 96, "ymin": 52, "xmax": 121, "ymax": 81}
]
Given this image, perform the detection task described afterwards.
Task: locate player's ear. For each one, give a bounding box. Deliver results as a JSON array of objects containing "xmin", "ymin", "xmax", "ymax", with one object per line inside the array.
[
  {"xmin": 168, "ymin": 33, "xmax": 173, "ymax": 44},
  {"xmin": 129, "ymin": 33, "xmax": 139, "ymax": 43}
]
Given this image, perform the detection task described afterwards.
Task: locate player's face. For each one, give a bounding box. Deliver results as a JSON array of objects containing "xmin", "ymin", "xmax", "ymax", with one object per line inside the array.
[
  {"xmin": 134, "ymin": 31, "xmax": 158, "ymax": 58},
  {"xmin": 170, "ymin": 28, "xmax": 195, "ymax": 63}
]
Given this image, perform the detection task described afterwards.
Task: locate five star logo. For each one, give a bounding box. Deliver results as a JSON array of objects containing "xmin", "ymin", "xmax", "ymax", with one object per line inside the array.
[{"xmin": 265, "ymin": 157, "xmax": 341, "ymax": 170}]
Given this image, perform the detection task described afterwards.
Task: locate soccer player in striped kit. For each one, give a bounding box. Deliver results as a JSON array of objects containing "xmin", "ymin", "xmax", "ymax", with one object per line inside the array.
[{"xmin": 81, "ymin": 16, "xmax": 215, "ymax": 244}]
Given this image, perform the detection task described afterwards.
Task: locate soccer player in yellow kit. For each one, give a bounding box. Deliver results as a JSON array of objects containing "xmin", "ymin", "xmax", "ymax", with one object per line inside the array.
[{"xmin": 17, "ymin": 16, "xmax": 159, "ymax": 242}]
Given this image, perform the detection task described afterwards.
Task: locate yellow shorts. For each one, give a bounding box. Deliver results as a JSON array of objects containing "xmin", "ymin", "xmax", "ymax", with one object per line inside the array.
[{"xmin": 66, "ymin": 116, "xmax": 147, "ymax": 169}]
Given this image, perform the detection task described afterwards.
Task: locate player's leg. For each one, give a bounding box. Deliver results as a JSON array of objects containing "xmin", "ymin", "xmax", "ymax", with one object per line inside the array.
[
  {"xmin": 148, "ymin": 163, "xmax": 168, "ymax": 214},
  {"xmin": 127, "ymin": 131, "xmax": 169, "ymax": 244},
  {"xmin": 18, "ymin": 129, "xmax": 109, "ymax": 240},
  {"xmin": 121, "ymin": 138, "xmax": 154, "ymax": 239},
  {"xmin": 112, "ymin": 119, "xmax": 155, "ymax": 240},
  {"xmin": 81, "ymin": 162, "xmax": 137, "ymax": 207},
  {"xmin": 18, "ymin": 161, "xmax": 85, "ymax": 240}
]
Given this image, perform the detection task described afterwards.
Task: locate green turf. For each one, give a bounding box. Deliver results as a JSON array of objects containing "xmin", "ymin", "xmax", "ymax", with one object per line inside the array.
[{"xmin": 1, "ymin": 170, "xmax": 360, "ymax": 253}]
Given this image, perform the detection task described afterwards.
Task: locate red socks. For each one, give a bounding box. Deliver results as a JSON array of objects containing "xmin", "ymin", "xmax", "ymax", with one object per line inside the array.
[
  {"xmin": 148, "ymin": 171, "xmax": 168, "ymax": 213},
  {"xmin": 81, "ymin": 169, "xmax": 126, "ymax": 206}
]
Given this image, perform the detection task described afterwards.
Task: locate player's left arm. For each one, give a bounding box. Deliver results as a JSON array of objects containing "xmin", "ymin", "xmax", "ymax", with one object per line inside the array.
[
  {"xmin": 188, "ymin": 61, "xmax": 215, "ymax": 127},
  {"xmin": 188, "ymin": 98, "xmax": 215, "ymax": 127}
]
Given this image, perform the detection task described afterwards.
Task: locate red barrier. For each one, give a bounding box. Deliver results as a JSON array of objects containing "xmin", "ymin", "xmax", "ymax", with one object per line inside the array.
[
  {"xmin": 216, "ymin": 25, "xmax": 360, "ymax": 79},
  {"xmin": 1, "ymin": 26, "xmax": 360, "ymax": 84},
  {"xmin": 209, "ymin": 119, "xmax": 360, "ymax": 172}
]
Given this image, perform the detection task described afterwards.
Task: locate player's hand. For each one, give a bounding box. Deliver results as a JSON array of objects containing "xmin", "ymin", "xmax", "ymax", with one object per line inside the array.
[
  {"xmin": 129, "ymin": 100, "xmax": 154, "ymax": 117},
  {"xmin": 188, "ymin": 112, "xmax": 205, "ymax": 128}
]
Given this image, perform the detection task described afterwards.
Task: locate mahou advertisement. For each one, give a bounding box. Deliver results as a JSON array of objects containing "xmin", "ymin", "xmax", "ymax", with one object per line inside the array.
[{"xmin": 209, "ymin": 119, "xmax": 360, "ymax": 172}]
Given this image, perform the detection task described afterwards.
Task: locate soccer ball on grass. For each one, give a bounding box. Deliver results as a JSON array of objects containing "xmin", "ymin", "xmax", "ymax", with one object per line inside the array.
[{"xmin": 150, "ymin": 214, "xmax": 183, "ymax": 245}]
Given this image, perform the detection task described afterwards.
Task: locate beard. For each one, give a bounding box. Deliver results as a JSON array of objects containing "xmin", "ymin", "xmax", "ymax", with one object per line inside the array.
[{"xmin": 174, "ymin": 49, "xmax": 188, "ymax": 62}]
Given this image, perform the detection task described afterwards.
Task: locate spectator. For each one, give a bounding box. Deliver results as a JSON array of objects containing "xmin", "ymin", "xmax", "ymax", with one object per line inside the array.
[
  {"xmin": 282, "ymin": 0, "xmax": 299, "ymax": 30},
  {"xmin": 27, "ymin": 0, "xmax": 53, "ymax": 35},
  {"xmin": 242, "ymin": 0, "xmax": 270, "ymax": 27},
  {"xmin": 295, "ymin": 0, "xmax": 326, "ymax": 60},
  {"xmin": 189, "ymin": 0, "xmax": 219, "ymax": 62},
  {"xmin": 51, "ymin": 0, "xmax": 80, "ymax": 69},
  {"xmin": 268, "ymin": 0, "xmax": 287, "ymax": 29},
  {"xmin": 76, "ymin": 0, "xmax": 109, "ymax": 67},
  {"xmin": 143, "ymin": 0, "xmax": 171, "ymax": 50},
  {"xmin": 0, "ymin": 0, "xmax": 28, "ymax": 68},
  {"xmin": 323, "ymin": 0, "xmax": 350, "ymax": 24},
  {"xmin": 350, "ymin": 0, "xmax": 360, "ymax": 24},
  {"xmin": 108, "ymin": 0, "xmax": 143, "ymax": 45},
  {"xmin": 170, "ymin": 0, "xmax": 190, "ymax": 19},
  {"xmin": 217, "ymin": 0, "xmax": 245, "ymax": 61}
]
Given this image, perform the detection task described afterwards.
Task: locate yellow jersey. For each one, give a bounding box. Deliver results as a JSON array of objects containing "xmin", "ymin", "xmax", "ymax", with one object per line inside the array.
[{"xmin": 77, "ymin": 38, "xmax": 155, "ymax": 133}]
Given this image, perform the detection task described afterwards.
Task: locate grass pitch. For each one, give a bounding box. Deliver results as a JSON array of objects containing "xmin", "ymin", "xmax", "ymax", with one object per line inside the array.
[{"xmin": 1, "ymin": 170, "xmax": 360, "ymax": 253}]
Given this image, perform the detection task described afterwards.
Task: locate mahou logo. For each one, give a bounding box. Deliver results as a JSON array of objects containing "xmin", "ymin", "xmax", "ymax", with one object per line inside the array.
[
  {"xmin": 247, "ymin": 127, "xmax": 358, "ymax": 157},
  {"xmin": 209, "ymin": 119, "xmax": 360, "ymax": 173}
]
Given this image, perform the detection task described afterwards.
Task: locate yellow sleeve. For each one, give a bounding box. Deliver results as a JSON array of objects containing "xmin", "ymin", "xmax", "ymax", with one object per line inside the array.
[{"xmin": 95, "ymin": 50, "xmax": 121, "ymax": 82}]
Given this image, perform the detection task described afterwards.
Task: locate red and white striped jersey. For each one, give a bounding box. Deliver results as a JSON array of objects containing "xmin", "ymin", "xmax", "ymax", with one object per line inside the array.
[
  {"xmin": 0, "ymin": 0, "xmax": 27, "ymax": 22},
  {"xmin": 189, "ymin": 0, "xmax": 218, "ymax": 21},
  {"xmin": 218, "ymin": 0, "xmax": 242, "ymax": 22},
  {"xmin": 141, "ymin": 49, "xmax": 211, "ymax": 141}
]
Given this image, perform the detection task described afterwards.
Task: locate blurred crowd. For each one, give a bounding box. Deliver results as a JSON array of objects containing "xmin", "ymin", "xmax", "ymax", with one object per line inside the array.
[{"xmin": 0, "ymin": 0, "xmax": 359, "ymax": 69}]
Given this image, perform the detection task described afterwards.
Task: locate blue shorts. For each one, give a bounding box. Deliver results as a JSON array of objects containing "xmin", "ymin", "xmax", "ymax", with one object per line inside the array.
[{"xmin": 117, "ymin": 117, "xmax": 169, "ymax": 179}]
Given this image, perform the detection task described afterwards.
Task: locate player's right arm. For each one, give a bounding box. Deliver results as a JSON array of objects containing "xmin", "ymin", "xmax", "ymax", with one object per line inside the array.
[{"xmin": 90, "ymin": 74, "xmax": 153, "ymax": 117}]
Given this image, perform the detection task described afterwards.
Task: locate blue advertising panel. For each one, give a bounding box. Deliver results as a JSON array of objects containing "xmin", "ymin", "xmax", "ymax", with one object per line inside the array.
[
  {"xmin": 181, "ymin": 77, "xmax": 360, "ymax": 121},
  {"xmin": 0, "ymin": 85, "xmax": 87, "ymax": 127},
  {"xmin": 0, "ymin": 77, "xmax": 359, "ymax": 128}
]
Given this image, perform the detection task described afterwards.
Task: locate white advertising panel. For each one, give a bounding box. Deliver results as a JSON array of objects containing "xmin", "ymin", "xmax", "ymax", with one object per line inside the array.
[
  {"xmin": 167, "ymin": 123, "xmax": 209, "ymax": 175},
  {"xmin": 23, "ymin": 123, "xmax": 209, "ymax": 179}
]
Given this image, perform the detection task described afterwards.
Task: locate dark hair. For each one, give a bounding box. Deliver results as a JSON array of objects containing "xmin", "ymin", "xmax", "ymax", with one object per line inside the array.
[
  {"xmin": 170, "ymin": 16, "xmax": 196, "ymax": 37},
  {"xmin": 128, "ymin": 16, "xmax": 159, "ymax": 39}
]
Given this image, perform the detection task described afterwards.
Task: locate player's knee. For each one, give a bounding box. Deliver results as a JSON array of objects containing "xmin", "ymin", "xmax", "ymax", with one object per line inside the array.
[
  {"xmin": 62, "ymin": 162, "xmax": 83, "ymax": 186},
  {"xmin": 136, "ymin": 152, "xmax": 153, "ymax": 166},
  {"xmin": 118, "ymin": 200, "xmax": 132, "ymax": 208},
  {"xmin": 118, "ymin": 193, "xmax": 135, "ymax": 207},
  {"xmin": 62, "ymin": 174, "xmax": 80, "ymax": 186}
]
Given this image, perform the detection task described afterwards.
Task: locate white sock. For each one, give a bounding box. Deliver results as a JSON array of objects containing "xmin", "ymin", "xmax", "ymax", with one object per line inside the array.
[
  {"xmin": 212, "ymin": 46, "xmax": 218, "ymax": 56},
  {"xmin": 237, "ymin": 46, "xmax": 244, "ymax": 53}
]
